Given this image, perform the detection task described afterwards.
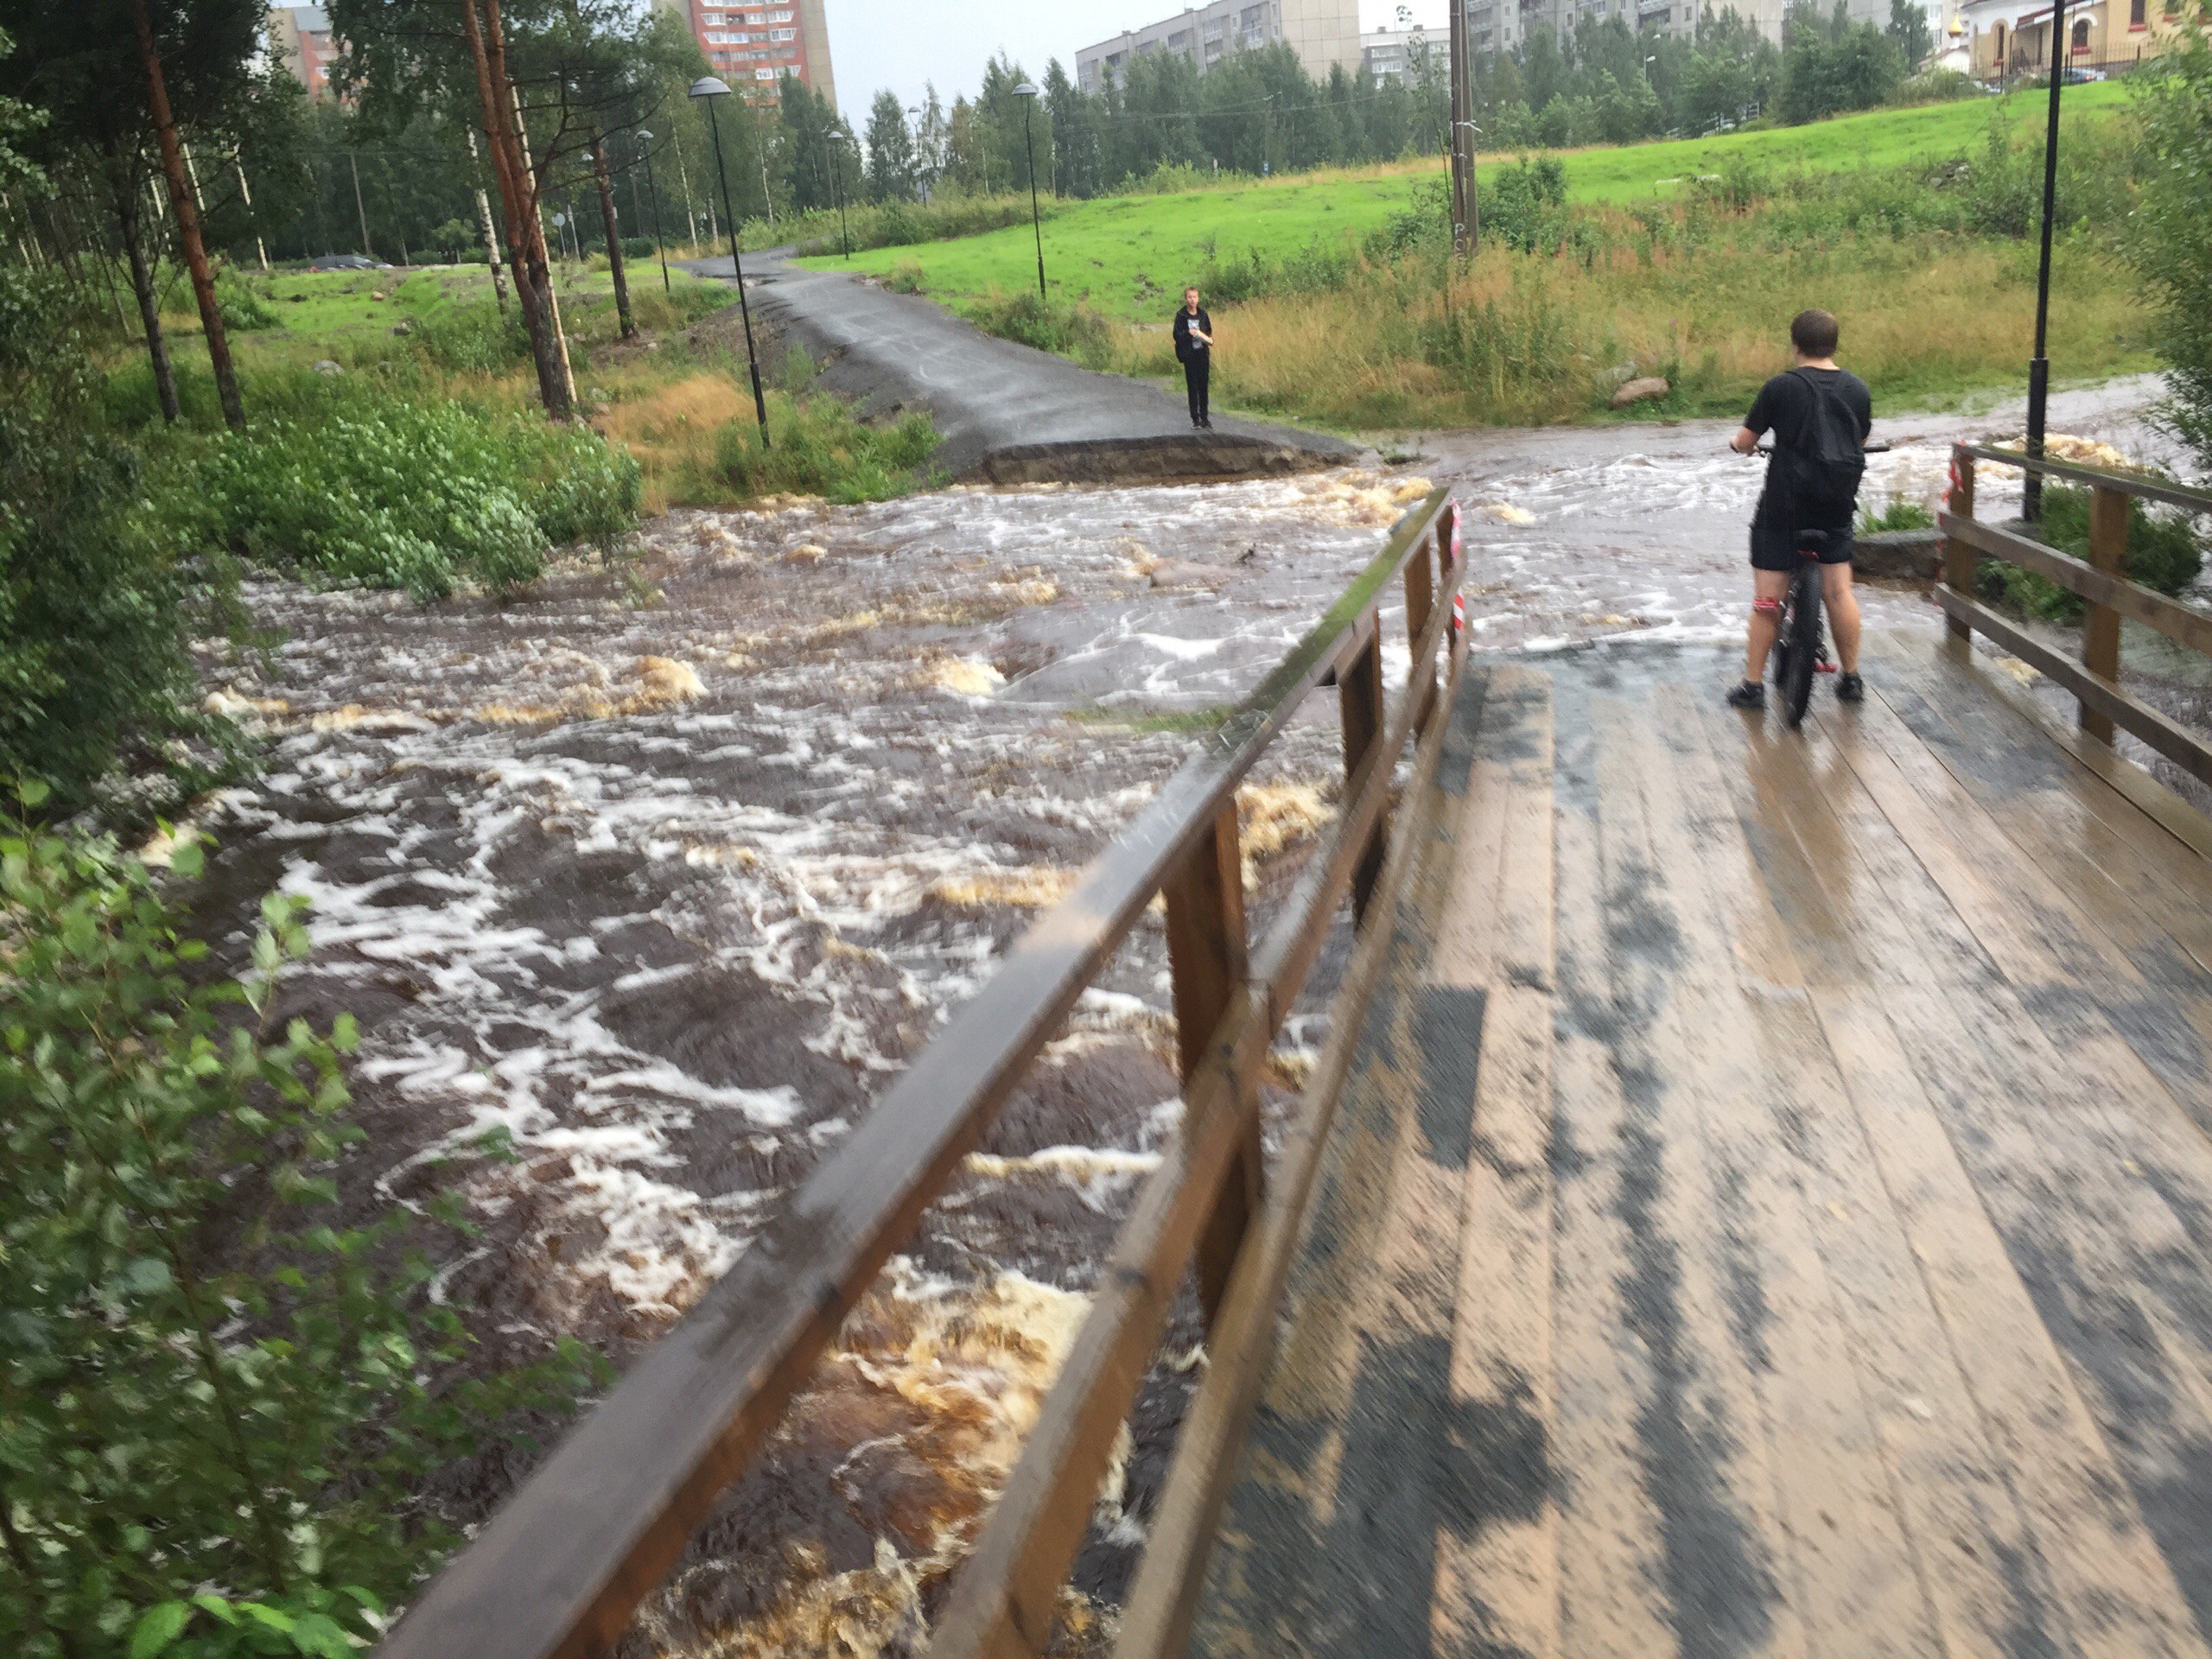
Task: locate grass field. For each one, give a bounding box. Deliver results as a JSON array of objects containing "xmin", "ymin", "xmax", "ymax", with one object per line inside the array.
[
  {"xmin": 795, "ymin": 81, "xmax": 2133, "ymax": 321},
  {"xmin": 209, "ymin": 262, "xmax": 728, "ymax": 354}
]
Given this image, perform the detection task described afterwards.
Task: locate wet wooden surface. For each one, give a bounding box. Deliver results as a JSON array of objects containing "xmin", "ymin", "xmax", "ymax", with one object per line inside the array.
[{"xmin": 1192, "ymin": 634, "xmax": 2212, "ymax": 1659}]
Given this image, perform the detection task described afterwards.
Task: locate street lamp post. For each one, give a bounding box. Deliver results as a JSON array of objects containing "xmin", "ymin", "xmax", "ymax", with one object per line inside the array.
[
  {"xmin": 689, "ymin": 75, "xmax": 770, "ymax": 447},
  {"xmin": 2024, "ymin": 0, "xmax": 2069, "ymax": 522},
  {"xmin": 633, "ymin": 128, "xmax": 672, "ymax": 296},
  {"xmin": 1013, "ymin": 80, "xmax": 1046, "ymax": 301},
  {"xmin": 826, "ymin": 138, "xmax": 850, "ymax": 260}
]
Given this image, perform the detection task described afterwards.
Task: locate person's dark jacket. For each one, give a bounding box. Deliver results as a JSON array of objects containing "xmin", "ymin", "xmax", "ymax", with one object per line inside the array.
[{"xmin": 1173, "ymin": 306, "xmax": 1211, "ymax": 365}]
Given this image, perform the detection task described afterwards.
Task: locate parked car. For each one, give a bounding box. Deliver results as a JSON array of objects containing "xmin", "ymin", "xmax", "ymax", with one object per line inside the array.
[
  {"xmin": 2062, "ymin": 66, "xmax": 2106, "ymax": 82},
  {"xmin": 304, "ymin": 253, "xmax": 392, "ymax": 271}
]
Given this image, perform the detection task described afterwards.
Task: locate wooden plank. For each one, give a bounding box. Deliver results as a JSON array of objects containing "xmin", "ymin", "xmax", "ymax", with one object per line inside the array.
[
  {"xmin": 1932, "ymin": 587, "xmax": 2212, "ymax": 791},
  {"xmin": 1936, "ymin": 510, "xmax": 2212, "ymax": 663},
  {"xmin": 1339, "ymin": 621, "xmax": 1387, "ymax": 925},
  {"xmin": 1114, "ymin": 662, "xmax": 1481, "ymax": 1659},
  {"xmin": 1699, "ymin": 689, "xmax": 2212, "ymax": 1656},
  {"xmin": 1944, "ymin": 447, "xmax": 1977, "ymax": 644},
  {"xmin": 1959, "ymin": 442, "xmax": 2212, "ymax": 514},
  {"xmin": 1426, "ymin": 667, "xmax": 1559, "ymax": 1659},
  {"xmin": 1403, "ymin": 527, "xmax": 1438, "ymax": 734},
  {"xmin": 372, "ymin": 492, "xmax": 1463, "ymax": 1659},
  {"xmin": 1541, "ymin": 677, "xmax": 1817, "ymax": 1659},
  {"xmin": 1885, "ymin": 630, "xmax": 2212, "ymax": 868},
  {"xmin": 1623, "ymin": 694, "xmax": 1939, "ymax": 1659},
  {"xmin": 1870, "ymin": 639, "xmax": 2212, "ymax": 982},
  {"xmin": 1164, "ymin": 802, "xmax": 1259, "ymax": 1326},
  {"xmin": 2083, "ymin": 483, "xmax": 2132, "ymax": 742}
]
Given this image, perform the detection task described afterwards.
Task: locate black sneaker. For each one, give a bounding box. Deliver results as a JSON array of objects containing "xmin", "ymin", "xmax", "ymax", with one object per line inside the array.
[
  {"xmin": 1836, "ymin": 672, "xmax": 1864, "ymax": 703},
  {"xmin": 1726, "ymin": 680, "xmax": 1766, "ymax": 710}
]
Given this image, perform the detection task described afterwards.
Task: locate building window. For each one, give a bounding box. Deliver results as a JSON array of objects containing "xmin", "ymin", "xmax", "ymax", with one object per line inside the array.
[
  {"xmin": 702, "ymin": 10, "xmax": 722, "ymax": 21},
  {"xmin": 2130, "ymin": 0, "xmax": 2145, "ymax": 26},
  {"xmin": 769, "ymin": 26, "xmax": 794, "ymax": 39},
  {"xmin": 2070, "ymin": 16, "xmax": 2090, "ymax": 49}
]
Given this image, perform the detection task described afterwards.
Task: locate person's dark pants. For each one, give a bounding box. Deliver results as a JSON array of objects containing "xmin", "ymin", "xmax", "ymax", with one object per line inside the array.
[{"xmin": 1184, "ymin": 354, "xmax": 1210, "ymax": 425}]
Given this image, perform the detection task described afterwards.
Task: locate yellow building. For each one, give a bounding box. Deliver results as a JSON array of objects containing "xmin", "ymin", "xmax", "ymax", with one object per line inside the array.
[{"xmin": 1966, "ymin": 0, "xmax": 2202, "ymax": 76}]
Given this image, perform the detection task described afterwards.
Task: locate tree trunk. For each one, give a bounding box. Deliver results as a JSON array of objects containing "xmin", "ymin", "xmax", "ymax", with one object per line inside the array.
[
  {"xmin": 114, "ymin": 163, "xmax": 179, "ymax": 423},
  {"xmin": 457, "ymin": 0, "xmax": 568, "ymax": 418},
  {"xmin": 129, "ymin": 0, "xmax": 244, "ymax": 430},
  {"xmin": 591, "ymin": 134, "xmax": 634, "ymax": 340},
  {"xmin": 465, "ymin": 127, "xmax": 509, "ymax": 314}
]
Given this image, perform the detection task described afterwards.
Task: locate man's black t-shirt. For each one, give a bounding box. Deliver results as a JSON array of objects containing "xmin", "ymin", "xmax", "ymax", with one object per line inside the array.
[
  {"xmin": 1173, "ymin": 306, "xmax": 1211, "ymax": 364},
  {"xmin": 1745, "ymin": 366, "xmax": 1872, "ymax": 554}
]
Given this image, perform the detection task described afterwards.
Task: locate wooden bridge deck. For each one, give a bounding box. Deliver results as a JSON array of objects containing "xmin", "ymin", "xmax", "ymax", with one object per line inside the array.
[{"xmin": 1192, "ymin": 632, "xmax": 2212, "ymax": 1659}]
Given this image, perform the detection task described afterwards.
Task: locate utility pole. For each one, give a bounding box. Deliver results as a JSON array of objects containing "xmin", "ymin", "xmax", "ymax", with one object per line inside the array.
[
  {"xmin": 232, "ymin": 156, "xmax": 270, "ymax": 271},
  {"xmin": 2024, "ymin": 0, "xmax": 2067, "ymax": 523},
  {"xmin": 348, "ymin": 150, "xmax": 374, "ymax": 259},
  {"xmin": 1446, "ymin": 0, "xmax": 1472, "ymax": 257}
]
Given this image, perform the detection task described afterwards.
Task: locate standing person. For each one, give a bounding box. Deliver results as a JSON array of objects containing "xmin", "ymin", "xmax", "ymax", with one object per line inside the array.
[
  {"xmin": 1173, "ymin": 286, "xmax": 1213, "ymax": 429},
  {"xmin": 1726, "ymin": 308, "xmax": 1872, "ymax": 710}
]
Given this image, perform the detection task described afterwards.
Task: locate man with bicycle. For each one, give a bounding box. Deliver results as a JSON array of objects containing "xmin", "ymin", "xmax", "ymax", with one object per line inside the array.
[{"xmin": 1726, "ymin": 308, "xmax": 1872, "ymax": 710}]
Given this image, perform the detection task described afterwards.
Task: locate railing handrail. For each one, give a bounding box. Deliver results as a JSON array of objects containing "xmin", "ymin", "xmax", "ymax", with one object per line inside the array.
[
  {"xmin": 1940, "ymin": 443, "xmax": 2212, "ymax": 790},
  {"xmin": 373, "ymin": 489, "xmax": 1466, "ymax": 1659},
  {"xmin": 1955, "ymin": 441, "xmax": 2212, "ymax": 516}
]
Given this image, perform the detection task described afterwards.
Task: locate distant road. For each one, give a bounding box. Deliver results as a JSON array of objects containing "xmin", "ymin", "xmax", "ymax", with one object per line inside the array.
[{"xmin": 683, "ymin": 251, "xmax": 1361, "ymax": 485}]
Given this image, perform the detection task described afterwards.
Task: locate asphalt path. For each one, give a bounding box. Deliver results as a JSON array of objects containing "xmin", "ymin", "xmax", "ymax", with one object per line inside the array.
[{"xmin": 684, "ymin": 251, "xmax": 1362, "ymax": 484}]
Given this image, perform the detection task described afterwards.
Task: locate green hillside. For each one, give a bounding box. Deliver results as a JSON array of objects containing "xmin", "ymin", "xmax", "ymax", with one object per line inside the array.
[{"xmin": 795, "ymin": 80, "xmax": 2133, "ymax": 321}]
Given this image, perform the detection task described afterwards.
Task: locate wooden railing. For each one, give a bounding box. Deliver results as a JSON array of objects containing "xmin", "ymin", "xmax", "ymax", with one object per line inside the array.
[
  {"xmin": 372, "ymin": 490, "xmax": 1470, "ymax": 1659},
  {"xmin": 1939, "ymin": 443, "xmax": 2212, "ymax": 786}
]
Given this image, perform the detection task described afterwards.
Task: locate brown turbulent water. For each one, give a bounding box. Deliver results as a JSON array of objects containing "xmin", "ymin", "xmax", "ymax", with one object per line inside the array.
[{"xmin": 185, "ymin": 381, "xmax": 2183, "ymax": 1656}]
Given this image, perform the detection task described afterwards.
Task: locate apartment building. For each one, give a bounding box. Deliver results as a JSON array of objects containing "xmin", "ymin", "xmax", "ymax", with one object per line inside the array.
[
  {"xmin": 266, "ymin": 5, "xmax": 335, "ymax": 97},
  {"xmin": 655, "ymin": 0, "xmax": 836, "ymax": 107},
  {"xmin": 1075, "ymin": 0, "xmax": 1362, "ymax": 94},
  {"xmin": 1359, "ymin": 25, "xmax": 1435, "ymax": 78}
]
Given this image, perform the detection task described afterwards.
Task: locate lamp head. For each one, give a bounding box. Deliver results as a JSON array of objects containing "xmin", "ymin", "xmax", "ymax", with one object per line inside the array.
[
  {"xmin": 635, "ymin": 127, "xmax": 654, "ymax": 143},
  {"xmin": 689, "ymin": 76, "xmax": 731, "ymax": 99},
  {"xmin": 1014, "ymin": 80, "xmax": 1040, "ymax": 97}
]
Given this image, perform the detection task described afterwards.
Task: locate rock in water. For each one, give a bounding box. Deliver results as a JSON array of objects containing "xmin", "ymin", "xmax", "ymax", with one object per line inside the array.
[{"xmin": 1610, "ymin": 376, "xmax": 1670, "ymax": 410}]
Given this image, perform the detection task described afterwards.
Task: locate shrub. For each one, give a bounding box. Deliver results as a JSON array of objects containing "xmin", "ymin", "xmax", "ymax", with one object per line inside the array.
[
  {"xmin": 2129, "ymin": 0, "xmax": 2212, "ymax": 469},
  {"xmin": 187, "ymin": 392, "xmax": 640, "ymax": 600},
  {"xmin": 1482, "ymin": 156, "xmax": 1573, "ymax": 256},
  {"xmin": 0, "ymin": 799, "xmax": 601, "ymax": 1658},
  {"xmin": 1977, "ymin": 483, "xmax": 2207, "ymax": 620},
  {"xmin": 964, "ymin": 289, "xmax": 1118, "ymax": 371},
  {"xmin": 882, "ymin": 263, "xmax": 927, "ymax": 294},
  {"xmin": 715, "ymin": 391, "xmax": 939, "ymax": 503},
  {"xmin": 0, "ymin": 268, "xmax": 214, "ymax": 813},
  {"xmin": 1859, "ymin": 494, "xmax": 1936, "ymax": 532},
  {"xmin": 214, "ymin": 269, "xmax": 278, "ymax": 332}
]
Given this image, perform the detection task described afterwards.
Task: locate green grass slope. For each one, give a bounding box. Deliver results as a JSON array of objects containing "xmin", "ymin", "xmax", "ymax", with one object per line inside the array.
[{"xmin": 796, "ymin": 79, "xmax": 2132, "ymax": 320}]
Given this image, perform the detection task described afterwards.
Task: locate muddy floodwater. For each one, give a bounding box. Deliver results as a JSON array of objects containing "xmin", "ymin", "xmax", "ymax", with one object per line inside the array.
[{"xmin": 188, "ymin": 382, "xmax": 2183, "ymax": 1656}]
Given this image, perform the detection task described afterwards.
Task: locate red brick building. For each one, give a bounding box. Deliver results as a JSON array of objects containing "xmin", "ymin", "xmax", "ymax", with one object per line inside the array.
[{"xmin": 658, "ymin": 0, "xmax": 837, "ymax": 108}]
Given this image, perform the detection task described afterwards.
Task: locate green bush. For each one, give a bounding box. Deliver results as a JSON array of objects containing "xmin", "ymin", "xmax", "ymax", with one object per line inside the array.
[
  {"xmin": 214, "ymin": 270, "xmax": 279, "ymax": 333},
  {"xmin": 1859, "ymin": 494, "xmax": 1936, "ymax": 532},
  {"xmin": 0, "ymin": 798, "xmax": 602, "ymax": 1658},
  {"xmin": 963, "ymin": 289, "xmax": 1118, "ymax": 371},
  {"xmin": 1976, "ymin": 482, "xmax": 2208, "ymax": 620},
  {"xmin": 186, "ymin": 392, "xmax": 640, "ymax": 600},
  {"xmin": 882, "ymin": 262, "xmax": 927, "ymax": 294},
  {"xmin": 715, "ymin": 390, "xmax": 939, "ymax": 504},
  {"xmin": 0, "ymin": 268, "xmax": 216, "ymax": 814}
]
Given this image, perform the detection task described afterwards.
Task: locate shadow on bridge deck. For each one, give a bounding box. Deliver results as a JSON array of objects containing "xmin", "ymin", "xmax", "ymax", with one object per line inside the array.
[{"xmin": 1196, "ymin": 632, "xmax": 2212, "ymax": 1659}]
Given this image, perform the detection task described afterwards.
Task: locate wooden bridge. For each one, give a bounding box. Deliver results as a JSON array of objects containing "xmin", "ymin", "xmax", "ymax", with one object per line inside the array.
[{"xmin": 375, "ymin": 454, "xmax": 2212, "ymax": 1659}]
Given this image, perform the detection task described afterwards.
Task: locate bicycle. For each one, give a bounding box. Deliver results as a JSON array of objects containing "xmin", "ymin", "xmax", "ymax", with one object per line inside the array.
[{"xmin": 1751, "ymin": 438, "xmax": 1887, "ymax": 728}]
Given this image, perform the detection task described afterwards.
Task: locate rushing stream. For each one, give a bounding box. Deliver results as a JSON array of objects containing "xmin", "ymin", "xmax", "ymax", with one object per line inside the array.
[{"xmin": 186, "ymin": 380, "xmax": 2183, "ymax": 1656}]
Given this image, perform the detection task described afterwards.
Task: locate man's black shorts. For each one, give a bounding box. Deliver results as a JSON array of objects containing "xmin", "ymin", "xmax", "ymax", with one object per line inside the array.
[{"xmin": 1750, "ymin": 521, "xmax": 1853, "ymax": 573}]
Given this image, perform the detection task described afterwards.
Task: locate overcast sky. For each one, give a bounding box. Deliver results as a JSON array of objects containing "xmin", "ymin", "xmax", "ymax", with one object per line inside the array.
[{"xmin": 819, "ymin": 1, "xmax": 1451, "ymax": 120}]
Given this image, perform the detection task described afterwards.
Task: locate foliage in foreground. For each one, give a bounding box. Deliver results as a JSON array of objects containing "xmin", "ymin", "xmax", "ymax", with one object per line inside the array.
[
  {"xmin": 2129, "ymin": 0, "xmax": 2212, "ymax": 472},
  {"xmin": 0, "ymin": 266, "xmax": 219, "ymax": 817},
  {"xmin": 714, "ymin": 385, "xmax": 942, "ymax": 504},
  {"xmin": 0, "ymin": 798, "xmax": 601, "ymax": 1658},
  {"xmin": 1977, "ymin": 484, "xmax": 2208, "ymax": 623},
  {"xmin": 185, "ymin": 391, "xmax": 641, "ymax": 600}
]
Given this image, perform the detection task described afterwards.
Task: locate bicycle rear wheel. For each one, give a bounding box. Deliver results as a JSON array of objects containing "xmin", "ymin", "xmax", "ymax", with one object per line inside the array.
[{"xmin": 1780, "ymin": 564, "xmax": 1820, "ymax": 727}]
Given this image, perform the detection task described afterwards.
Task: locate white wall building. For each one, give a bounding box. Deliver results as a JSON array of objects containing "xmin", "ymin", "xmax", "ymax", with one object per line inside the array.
[{"xmin": 1075, "ymin": 0, "xmax": 1363, "ymax": 93}]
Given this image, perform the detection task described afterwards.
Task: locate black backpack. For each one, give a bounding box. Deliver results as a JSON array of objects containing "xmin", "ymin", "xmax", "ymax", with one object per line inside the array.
[{"xmin": 1778, "ymin": 368, "xmax": 1866, "ymax": 524}]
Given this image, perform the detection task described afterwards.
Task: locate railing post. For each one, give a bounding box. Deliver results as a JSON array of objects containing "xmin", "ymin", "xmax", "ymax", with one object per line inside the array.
[
  {"xmin": 1340, "ymin": 615, "xmax": 1387, "ymax": 926},
  {"xmin": 1162, "ymin": 803, "xmax": 1259, "ymax": 1327},
  {"xmin": 1404, "ymin": 524, "xmax": 1438, "ymax": 734},
  {"xmin": 1945, "ymin": 443, "xmax": 1978, "ymax": 644},
  {"xmin": 2082, "ymin": 482, "xmax": 2130, "ymax": 744}
]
